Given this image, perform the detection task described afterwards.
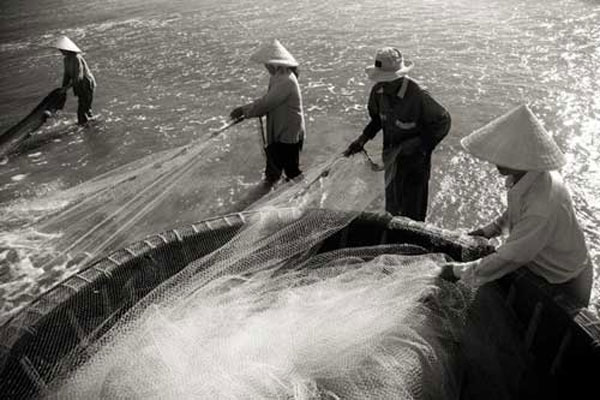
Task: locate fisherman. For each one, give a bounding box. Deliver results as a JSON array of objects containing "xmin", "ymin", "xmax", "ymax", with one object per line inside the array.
[
  {"xmin": 440, "ymin": 105, "xmax": 592, "ymax": 307},
  {"xmin": 230, "ymin": 39, "xmax": 305, "ymax": 183},
  {"xmin": 344, "ymin": 47, "xmax": 451, "ymax": 221},
  {"xmin": 54, "ymin": 36, "xmax": 96, "ymax": 126}
]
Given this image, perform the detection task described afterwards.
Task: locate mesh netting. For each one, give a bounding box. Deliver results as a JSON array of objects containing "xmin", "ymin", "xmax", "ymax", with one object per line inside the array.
[
  {"xmin": 53, "ymin": 153, "xmax": 472, "ymax": 399},
  {"xmin": 32, "ymin": 121, "xmax": 239, "ymax": 265},
  {"xmin": 0, "ymin": 120, "xmax": 263, "ymax": 322},
  {"xmin": 0, "ymin": 133, "xmax": 486, "ymax": 399},
  {"xmin": 0, "ymin": 119, "xmax": 529, "ymax": 399},
  {"xmin": 51, "ymin": 250, "xmax": 468, "ymax": 400}
]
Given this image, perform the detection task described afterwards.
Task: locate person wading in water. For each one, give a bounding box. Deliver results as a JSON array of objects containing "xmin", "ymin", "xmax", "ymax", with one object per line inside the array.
[
  {"xmin": 344, "ymin": 47, "xmax": 451, "ymax": 221},
  {"xmin": 54, "ymin": 36, "xmax": 96, "ymax": 126},
  {"xmin": 230, "ymin": 39, "xmax": 306, "ymax": 184}
]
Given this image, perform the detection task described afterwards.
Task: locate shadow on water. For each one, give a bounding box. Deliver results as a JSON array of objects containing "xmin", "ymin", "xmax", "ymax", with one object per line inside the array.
[{"xmin": 15, "ymin": 123, "xmax": 82, "ymax": 155}]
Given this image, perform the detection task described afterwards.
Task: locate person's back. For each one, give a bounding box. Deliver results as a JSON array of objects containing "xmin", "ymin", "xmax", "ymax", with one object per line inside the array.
[
  {"xmin": 63, "ymin": 52, "xmax": 95, "ymax": 97},
  {"xmin": 260, "ymin": 69, "xmax": 304, "ymax": 145},
  {"xmin": 521, "ymin": 171, "xmax": 589, "ymax": 282}
]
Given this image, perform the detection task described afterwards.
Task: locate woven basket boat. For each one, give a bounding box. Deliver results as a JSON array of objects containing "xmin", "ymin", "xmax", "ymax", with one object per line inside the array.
[{"xmin": 0, "ymin": 209, "xmax": 598, "ymax": 399}]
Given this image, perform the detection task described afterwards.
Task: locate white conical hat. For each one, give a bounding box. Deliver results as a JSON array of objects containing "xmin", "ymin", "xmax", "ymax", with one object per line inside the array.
[
  {"xmin": 461, "ymin": 104, "xmax": 566, "ymax": 171},
  {"xmin": 249, "ymin": 39, "xmax": 298, "ymax": 67},
  {"xmin": 54, "ymin": 36, "xmax": 82, "ymax": 53}
]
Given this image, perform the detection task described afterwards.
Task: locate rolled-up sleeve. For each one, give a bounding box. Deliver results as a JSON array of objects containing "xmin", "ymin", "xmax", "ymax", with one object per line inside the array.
[{"xmin": 242, "ymin": 79, "xmax": 291, "ymax": 118}]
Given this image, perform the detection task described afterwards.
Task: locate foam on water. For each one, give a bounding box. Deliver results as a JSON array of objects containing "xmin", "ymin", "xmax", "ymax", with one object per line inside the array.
[{"xmin": 10, "ymin": 174, "xmax": 27, "ymax": 182}]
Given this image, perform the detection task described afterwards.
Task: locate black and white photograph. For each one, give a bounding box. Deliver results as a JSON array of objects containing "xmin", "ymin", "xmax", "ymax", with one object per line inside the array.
[{"xmin": 0, "ymin": 0, "xmax": 598, "ymax": 398}]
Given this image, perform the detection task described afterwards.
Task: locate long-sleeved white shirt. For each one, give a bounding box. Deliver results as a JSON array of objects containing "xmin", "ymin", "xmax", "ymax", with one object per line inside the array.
[{"xmin": 457, "ymin": 171, "xmax": 590, "ymax": 285}]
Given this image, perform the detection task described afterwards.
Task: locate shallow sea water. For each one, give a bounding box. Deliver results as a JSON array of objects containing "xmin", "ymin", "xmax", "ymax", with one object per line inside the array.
[{"xmin": 0, "ymin": 0, "xmax": 598, "ymax": 318}]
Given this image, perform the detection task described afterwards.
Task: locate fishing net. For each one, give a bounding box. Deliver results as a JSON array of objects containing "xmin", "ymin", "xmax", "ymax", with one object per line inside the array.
[
  {"xmin": 1, "ymin": 113, "xmax": 530, "ymax": 399},
  {"xmin": 30, "ymin": 120, "xmax": 246, "ymax": 263},
  {"xmin": 0, "ymin": 119, "xmax": 262, "ymax": 322},
  {"xmin": 0, "ymin": 110, "xmax": 391, "ymax": 323},
  {"xmin": 51, "ymin": 250, "xmax": 468, "ymax": 400},
  {"xmin": 0, "ymin": 128, "xmax": 493, "ymax": 399}
]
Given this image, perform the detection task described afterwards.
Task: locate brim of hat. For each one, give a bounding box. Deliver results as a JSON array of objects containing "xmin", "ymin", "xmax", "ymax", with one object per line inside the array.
[
  {"xmin": 53, "ymin": 48, "xmax": 82, "ymax": 53},
  {"xmin": 261, "ymin": 60, "xmax": 299, "ymax": 67},
  {"xmin": 365, "ymin": 63, "xmax": 413, "ymax": 82},
  {"xmin": 53, "ymin": 44, "xmax": 82, "ymax": 53},
  {"xmin": 459, "ymin": 107, "xmax": 567, "ymax": 171},
  {"xmin": 460, "ymin": 136, "xmax": 566, "ymax": 171}
]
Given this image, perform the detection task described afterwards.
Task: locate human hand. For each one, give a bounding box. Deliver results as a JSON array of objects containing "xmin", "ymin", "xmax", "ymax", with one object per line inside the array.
[
  {"xmin": 438, "ymin": 263, "xmax": 460, "ymax": 283},
  {"xmin": 343, "ymin": 137, "xmax": 367, "ymax": 157},
  {"xmin": 230, "ymin": 107, "xmax": 244, "ymax": 121},
  {"xmin": 42, "ymin": 110, "xmax": 53, "ymax": 121},
  {"xmin": 467, "ymin": 228, "xmax": 487, "ymax": 237}
]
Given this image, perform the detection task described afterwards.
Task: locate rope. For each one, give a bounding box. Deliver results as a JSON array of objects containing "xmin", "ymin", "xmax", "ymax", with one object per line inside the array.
[{"xmin": 361, "ymin": 149, "xmax": 385, "ymax": 171}]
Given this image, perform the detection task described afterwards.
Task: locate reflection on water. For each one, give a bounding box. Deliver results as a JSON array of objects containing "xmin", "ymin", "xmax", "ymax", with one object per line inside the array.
[{"xmin": 0, "ymin": 0, "xmax": 599, "ymax": 318}]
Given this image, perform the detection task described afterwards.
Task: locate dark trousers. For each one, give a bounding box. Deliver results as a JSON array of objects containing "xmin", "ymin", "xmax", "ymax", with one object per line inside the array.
[
  {"xmin": 264, "ymin": 142, "xmax": 302, "ymax": 182},
  {"xmin": 384, "ymin": 151, "xmax": 431, "ymax": 221},
  {"xmin": 458, "ymin": 285, "xmax": 529, "ymax": 400},
  {"xmin": 517, "ymin": 262, "xmax": 593, "ymax": 308},
  {"xmin": 76, "ymin": 86, "xmax": 94, "ymax": 125}
]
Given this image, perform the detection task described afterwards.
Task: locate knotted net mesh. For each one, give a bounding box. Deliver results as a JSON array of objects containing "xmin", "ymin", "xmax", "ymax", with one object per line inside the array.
[
  {"xmin": 1, "ymin": 120, "xmax": 266, "ymax": 322},
  {"xmin": 51, "ymin": 150, "xmax": 473, "ymax": 399},
  {"xmin": 51, "ymin": 250, "xmax": 467, "ymax": 400},
  {"xmin": 1, "ymin": 122, "xmax": 524, "ymax": 399}
]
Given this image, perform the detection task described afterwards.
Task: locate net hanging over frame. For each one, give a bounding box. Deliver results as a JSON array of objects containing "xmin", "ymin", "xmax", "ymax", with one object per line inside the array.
[
  {"xmin": 0, "ymin": 120, "xmax": 531, "ymax": 399},
  {"xmin": 1, "ymin": 120, "xmax": 265, "ymax": 322},
  {"xmin": 33, "ymin": 145, "xmax": 472, "ymax": 399}
]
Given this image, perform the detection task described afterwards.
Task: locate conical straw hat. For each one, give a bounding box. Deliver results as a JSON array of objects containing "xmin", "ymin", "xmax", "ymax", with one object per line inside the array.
[
  {"xmin": 249, "ymin": 39, "xmax": 298, "ymax": 67},
  {"xmin": 54, "ymin": 36, "xmax": 82, "ymax": 53},
  {"xmin": 461, "ymin": 104, "xmax": 566, "ymax": 171}
]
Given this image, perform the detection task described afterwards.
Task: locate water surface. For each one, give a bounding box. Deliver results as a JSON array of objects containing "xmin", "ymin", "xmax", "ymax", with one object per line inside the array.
[{"xmin": 0, "ymin": 0, "xmax": 598, "ymax": 318}]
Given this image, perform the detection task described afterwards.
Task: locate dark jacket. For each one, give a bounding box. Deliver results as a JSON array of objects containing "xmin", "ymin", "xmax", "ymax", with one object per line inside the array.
[{"xmin": 362, "ymin": 77, "xmax": 450, "ymax": 155}]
